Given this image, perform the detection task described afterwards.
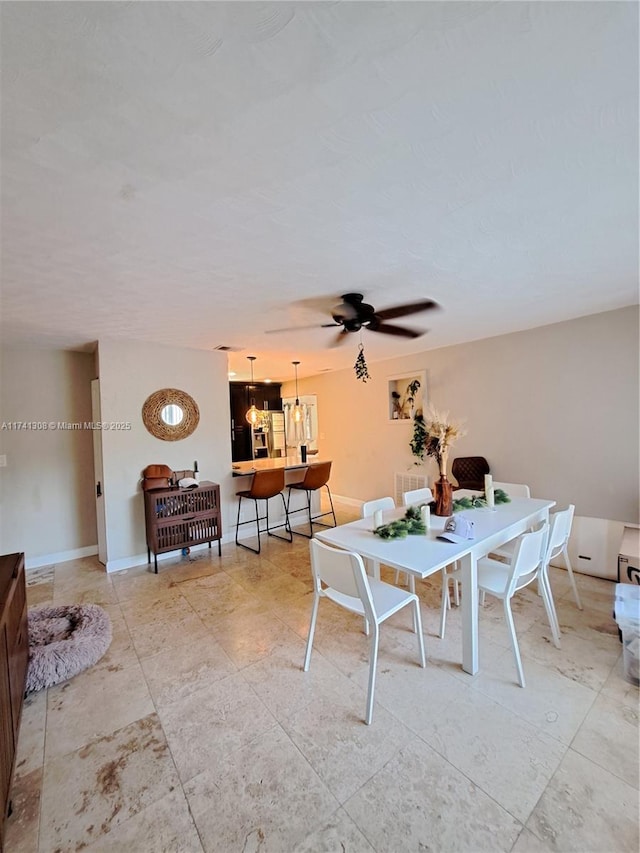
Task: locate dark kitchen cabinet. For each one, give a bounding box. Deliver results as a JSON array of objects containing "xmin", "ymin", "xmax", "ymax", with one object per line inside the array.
[{"xmin": 230, "ymin": 382, "xmax": 282, "ymax": 462}]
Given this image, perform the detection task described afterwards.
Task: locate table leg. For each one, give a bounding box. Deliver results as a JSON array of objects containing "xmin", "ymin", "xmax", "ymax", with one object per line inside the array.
[
  {"xmin": 364, "ymin": 557, "xmax": 380, "ymax": 580},
  {"xmin": 459, "ymin": 552, "xmax": 479, "ymax": 675}
]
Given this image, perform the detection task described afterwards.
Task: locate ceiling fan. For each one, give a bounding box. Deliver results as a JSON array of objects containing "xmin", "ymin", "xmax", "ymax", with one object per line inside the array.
[{"xmin": 266, "ymin": 293, "xmax": 439, "ymax": 347}]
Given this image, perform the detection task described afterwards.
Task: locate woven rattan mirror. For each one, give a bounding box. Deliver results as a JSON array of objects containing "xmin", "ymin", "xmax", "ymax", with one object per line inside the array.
[{"xmin": 142, "ymin": 388, "xmax": 200, "ymax": 441}]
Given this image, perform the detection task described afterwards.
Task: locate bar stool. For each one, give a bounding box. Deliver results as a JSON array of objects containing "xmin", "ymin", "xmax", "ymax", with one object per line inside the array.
[
  {"xmin": 235, "ymin": 469, "xmax": 292, "ymax": 554},
  {"xmin": 286, "ymin": 461, "xmax": 337, "ymax": 538}
]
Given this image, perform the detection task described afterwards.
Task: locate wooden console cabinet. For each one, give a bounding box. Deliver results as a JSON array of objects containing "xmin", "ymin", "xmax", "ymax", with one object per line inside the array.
[
  {"xmin": 144, "ymin": 482, "xmax": 222, "ymax": 572},
  {"xmin": 0, "ymin": 552, "xmax": 28, "ymax": 852}
]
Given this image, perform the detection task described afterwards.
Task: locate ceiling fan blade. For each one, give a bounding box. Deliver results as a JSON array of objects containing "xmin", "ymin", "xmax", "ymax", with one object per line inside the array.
[
  {"xmin": 264, "ymin": 323, "xmax": 334, "ymax": 334},
  {"xmin": 328, "ymin": 329, "xmax": 350, "ymax": 347},
  {"xmin": 371, "ymin": 322, "xmax": 425, "ymax": 339},
  {"xmin": 375, "ymin": 299, "xmax": 438, "ymax": 321}
]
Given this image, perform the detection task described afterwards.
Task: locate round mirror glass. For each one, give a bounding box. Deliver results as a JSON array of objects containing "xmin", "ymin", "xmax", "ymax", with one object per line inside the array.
[{"xmin": 161, "ymin": 404, "xmax": 184, "ymax": 426}]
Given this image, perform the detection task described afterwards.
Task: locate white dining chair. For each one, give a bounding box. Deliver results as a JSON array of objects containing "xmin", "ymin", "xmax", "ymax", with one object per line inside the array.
[
  {"xmin": 491, "ymin": 505, "xmax": 581, "ymax": 613},
  {"xmin": 402, "ymin": 487, "xmax": 434, "ymax": 506},
  {"xmin": 304, "ymin": 539, "xmax": 426, "ymax": 724},
  {"xmin": 493, "ymin": 481, "xmax": 531, "ymax": 498},
  {"xmin": 401, "ymin": 488, "xmax": 460, "ymax": 630},
  {"xmin": 490, "ymin": 482, "xmax": 532, "ymax": 564},
  {"xmin": 453, "ymin": 488, "xmax": 484, "ymax": 500},
  {"xmin": 546, "ymin": 505, "xmax": 582, "ymax": 610},
  {"xmin": 361, "ymin": 497, "xmax": 397, "ymax": 584},
  {"xmin": 440, "ymin": 523, "xmax": 560, "ymax": 687}
]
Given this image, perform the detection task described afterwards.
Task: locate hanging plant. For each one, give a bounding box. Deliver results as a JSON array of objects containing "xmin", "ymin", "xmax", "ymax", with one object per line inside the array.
[
  {"xmin": 410, "ymin": 413, "xmax": 428, "ymax": 462},
  {"xmin": 403, "ymin": 379, "xmax": 421, "ymax": 416},
  {"xmin": 354, "ymin": 344, "xmax": 371, "ymax": 382}
]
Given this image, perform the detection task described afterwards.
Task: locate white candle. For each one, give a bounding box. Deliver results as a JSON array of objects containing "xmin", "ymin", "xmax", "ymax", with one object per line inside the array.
[
  {"xmin": 373, "ymin": 509, "xmax": 383, "ymax": 529},
  {"xmin": 485, "ymin": 474, "xmax": 495, "ymax": 508},
  {"xmin": 420, "ymin": 505, "xmax": 431, "ymax": 532}
]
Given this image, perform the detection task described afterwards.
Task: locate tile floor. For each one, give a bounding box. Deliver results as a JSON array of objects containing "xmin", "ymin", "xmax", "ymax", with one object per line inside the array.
[{"xmin": 5, "ymin": 503, "xmax": 639, "ymax": 852}]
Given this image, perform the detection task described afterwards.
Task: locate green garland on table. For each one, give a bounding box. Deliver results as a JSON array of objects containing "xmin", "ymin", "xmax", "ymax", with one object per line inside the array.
[
  {"xmin": 373, "ymin": 505, "xmax": 426, "ymax": 539},
  {"xmin": 372, "ymin": 491, "xmax": 512, "ymax": 539},
  {"xmin": 452, "ymin": 488, "xmax": 511, "ymax": 512}
]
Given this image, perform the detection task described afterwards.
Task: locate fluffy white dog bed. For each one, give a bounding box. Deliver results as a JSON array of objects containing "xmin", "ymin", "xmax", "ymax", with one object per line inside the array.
[{"xmin": 26, "ymin": 604, "xmax": 112, "ymax": 692}]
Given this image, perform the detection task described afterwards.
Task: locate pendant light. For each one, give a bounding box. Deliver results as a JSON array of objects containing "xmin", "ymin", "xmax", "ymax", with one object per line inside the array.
[
  {"xmin": 292, "ymin": 361, "xmax": 303, "ymax": 424},
  {"xmin": 245, "ymin": 356, "xmax": 260, "ymax": 426}
]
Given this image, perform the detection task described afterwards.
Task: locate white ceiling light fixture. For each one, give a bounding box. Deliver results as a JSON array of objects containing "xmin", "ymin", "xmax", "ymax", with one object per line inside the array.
[{"xmin": 245, "ymin": 356, "xmax": 260, "ymax": 426}]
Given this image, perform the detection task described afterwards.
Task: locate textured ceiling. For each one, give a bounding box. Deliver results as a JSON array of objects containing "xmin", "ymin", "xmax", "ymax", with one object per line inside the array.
[{"xmin": 1, "ymin": 1, "xmax": 637, "ymax": 382}]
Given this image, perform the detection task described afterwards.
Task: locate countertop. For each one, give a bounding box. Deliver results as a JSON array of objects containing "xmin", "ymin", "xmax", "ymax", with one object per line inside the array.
[{"xmin": 231, "ymin": 455, "xmax": 328, "ymax": 477}]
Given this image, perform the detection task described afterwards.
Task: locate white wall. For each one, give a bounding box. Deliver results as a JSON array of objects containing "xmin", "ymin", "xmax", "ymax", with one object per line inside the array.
[
  {"xmin": 97, "ymin": 339, "xmax": 233, "ymax": 569},
  {"xmin": 0, "ymin": 348, "xmax": 97, "ymax": 561},
  {"xmin": 285, "ymin": 307, "xmax": 639, "ymax": 524},
  {"xmin": 2, "ymin": 307, "xmax": 637, "ymax": 570}
]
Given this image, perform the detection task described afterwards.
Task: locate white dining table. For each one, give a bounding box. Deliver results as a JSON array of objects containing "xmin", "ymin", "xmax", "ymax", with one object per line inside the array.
[{"xmin": 315, "ymin": 497, "xmax": 556, "ymax": 675}]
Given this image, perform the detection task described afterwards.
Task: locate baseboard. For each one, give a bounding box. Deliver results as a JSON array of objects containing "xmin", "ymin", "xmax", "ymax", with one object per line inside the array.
[
  {"xmin": 332, "ymin": 493, "xmax": 363, "ymax": 509},
  {"xmin": 105, "ymin": 534, "xmax": 234, "ymax": 574},
  {"xmin": 25, "ymin": 544, "xmax": 99, "ymax": 571}
]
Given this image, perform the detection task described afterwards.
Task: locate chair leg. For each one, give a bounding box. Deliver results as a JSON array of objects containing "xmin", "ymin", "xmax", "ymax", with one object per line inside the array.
[
  {"xmin": 235, "ymin": 496, "xmax": 242, "ymax": 547},
  {"xmin": 413, "ymin": 598, "xmax": 426, "ymax": 667},
  {"xmin": 254, "ymin": 499, "xmax": 261, "ymax": 552},
  {"xmin": 394, "ymin": 569, "xmax": 412, "ymax": 588},
  {"xmin": 324, "ymin": 484, "xmax": 337, "ymax": 528},
  {"xmin": 368, "ymin": 559, "xmax": 381, "ymax": 581},
  {"xmin": 442, "ymin": 569, "xmax": 451, "ymax": 610},
  {"xmin": 539, "ymin": 568, "xmax": 561, "ymax": 649},
  {"xmin": 544, "ymin": 568, "xmax": 561, "ymax": 642},
  {"xmin": 503, "ymin": 598, "xmax": 525, "ymax": 688},
  {"xmin": 562, "ymin": 546, "xmax": 582, "ymax": 610},
  {"xmin": 288, "ymin": 484, "xmax": 336, "ymax": 539},
  {"xmin": 452, "ymin": 568, "xmax": 460, "ymax": 606},
  {"xmin": 266, "ymin": 493, "xmax": 293, "ymax": 543},
  {"xmin": 303, "ymin": 593, "xmax": 320, "ymax": 671},
  {"xmin": 365, "ymin": 624, "xmax": 380, "ymax": 725},
  {"xmin": 235, "ymin": 495, "xmax": 261, "ymax": 554},
  {"xmin": 405, "ymin": 574, "xmax": 418, "ymax": 632},
  {"xmin": 306, "ymin": 489, "xmax": 314, "ymax": 537}
]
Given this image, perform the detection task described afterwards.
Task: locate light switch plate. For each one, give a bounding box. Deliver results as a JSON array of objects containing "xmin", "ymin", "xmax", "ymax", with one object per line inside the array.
[{"xmin": 0, "ymin": 455, "xmax": 6, "ymax": 467}]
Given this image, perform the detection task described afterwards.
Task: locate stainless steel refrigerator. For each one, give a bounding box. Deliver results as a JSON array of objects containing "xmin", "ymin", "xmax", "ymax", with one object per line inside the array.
[{"xmin": 251, "ymin": 410, "xmax": 286, "ymax": 459}]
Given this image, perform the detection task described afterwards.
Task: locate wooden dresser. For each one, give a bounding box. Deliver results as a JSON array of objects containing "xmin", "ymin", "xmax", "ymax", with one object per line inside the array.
[
  {"xmin": 0, "ymin": 552, "xmax": 28, "ymax": 852},
  {"xmin": 144, "ymin": 482, "xmax": 222, "ymax": 572}
]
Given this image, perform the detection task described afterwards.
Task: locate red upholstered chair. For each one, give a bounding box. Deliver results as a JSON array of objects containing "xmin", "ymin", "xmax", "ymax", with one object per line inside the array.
[
  {"xmin": 451, "ymin": 456, "xmax": 490, "ymax": 491},
  {"xmin": 286, "ymin": 461, "xmax": 337, "ymax": 538},
  {"xmin": 235, "ymin": 468, "xmax": 292, "ymax": 554}
]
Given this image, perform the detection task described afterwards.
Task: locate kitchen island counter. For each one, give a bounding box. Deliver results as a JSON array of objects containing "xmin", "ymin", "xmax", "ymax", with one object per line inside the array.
[{"xmin": 231, "ymin": 455, "xmax": 328, "ymax": 477}]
